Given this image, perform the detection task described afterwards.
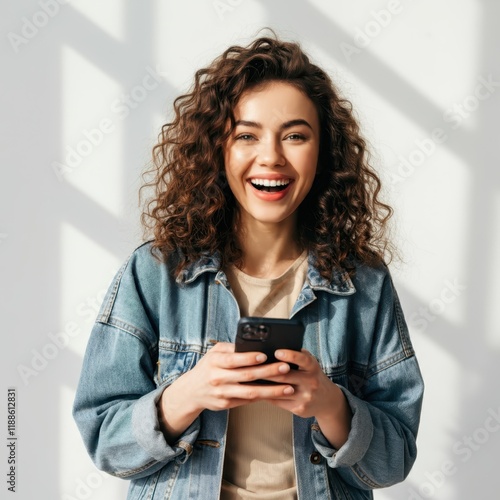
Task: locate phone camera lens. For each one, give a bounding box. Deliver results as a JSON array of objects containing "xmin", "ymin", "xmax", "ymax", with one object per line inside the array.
[
  {"xmin": 256, "ymin": 325, "xmax": 269, "ymax": 340},
  {"xmin": 241, "ymin": 323, "xmax": 269, "ymax": 340}
]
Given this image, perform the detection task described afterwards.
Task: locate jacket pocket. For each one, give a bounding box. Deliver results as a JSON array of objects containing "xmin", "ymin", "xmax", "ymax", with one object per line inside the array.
[
  {"xmin": 329, "ymin": 468, "xmax": 352, "ymax": 500},
  {"xmin": 328, "ymin": 468, "xmax": 373, "ymax": 500},
  {"xmin": 154, "ymin": 340, "xmax": 205, "ymax": 386}
]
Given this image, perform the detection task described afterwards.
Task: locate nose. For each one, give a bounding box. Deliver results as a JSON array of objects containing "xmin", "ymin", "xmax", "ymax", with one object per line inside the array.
[{"xmin": 257, "ymin": 137, "xmax": 285, "ymax": 168}]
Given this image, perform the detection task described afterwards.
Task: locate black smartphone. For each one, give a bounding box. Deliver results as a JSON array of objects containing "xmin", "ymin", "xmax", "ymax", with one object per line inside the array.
[{"xmin": 235, "ymin": 317, "xmax": 305, "ymax": 371}]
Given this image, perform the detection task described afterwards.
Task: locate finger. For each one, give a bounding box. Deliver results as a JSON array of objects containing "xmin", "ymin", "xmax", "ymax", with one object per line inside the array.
[
  {"xmin": 213, "ymin": 351, "xmax": 269, "ymax": 370},
  {"xmin": 233, "ymin": 382, "xmax": 295, "ymax": 400},
  {"xmin": 264, "ymin": 370, "xmax": 302, "ymax": 386},
  {"xmin": 208, "ymin": 379, "xmax": 294, "ymax": 402},
  {"xmin": 236, "ymin": 361, "xmax": 290, "ymax": 383},
  {"xmin": 208, "ymin": 342, "xmax": 269, "ymax": 367},
  {"xmin": 274, "ymin": 348, "xmax": 315, "ymax": 370}
]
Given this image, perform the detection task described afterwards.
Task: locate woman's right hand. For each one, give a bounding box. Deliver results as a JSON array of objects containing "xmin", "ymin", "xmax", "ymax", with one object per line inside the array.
[{"xmin": 157, "ymin": 342, "xmax": 293, "ymax": 443}]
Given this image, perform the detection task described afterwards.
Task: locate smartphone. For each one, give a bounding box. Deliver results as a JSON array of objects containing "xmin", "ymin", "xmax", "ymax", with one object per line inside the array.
[{"xmin": 235, "ymin": 317, "xmax": 305, "ymax": 371}]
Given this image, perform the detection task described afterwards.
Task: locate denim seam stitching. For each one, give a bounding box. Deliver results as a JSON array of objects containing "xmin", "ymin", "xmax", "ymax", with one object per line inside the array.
[
  {"xmin": 100, "ymin": 316, "xmax": 154, "ymax": 343},
  {"xmin": 114, "ymin": 459, "xmax": 158, "ymax": 478},
  {"xmin": 158, "ymin": 340, "xmax": 210, "ymax": 355},
  {"xmin": 392, "ymin": 281, "xmax": 415, "ymax": 358},
  {"xmin": 98, "ymin": 255, "xmax": 132, "ymax": 322},
  {"xmin": 94, "ymin": 318, "xmax": 157, "ymax": 356},
  {"xmin": 350, "ymin": 463, "xmax": 382, "ymax": 489},
  {"xmin": 366, "ymin": 350, "xmax": 410, "ymax": 378},
  {"xmin": 145, "ymin": 470, "xmax": 161, "ymax": 500}
]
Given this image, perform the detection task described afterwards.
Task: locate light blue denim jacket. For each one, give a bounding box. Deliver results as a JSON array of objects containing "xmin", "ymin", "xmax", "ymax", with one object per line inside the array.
[{"xmin": 73, "ymin": 242, "xmax": 424, "ymax": 500}]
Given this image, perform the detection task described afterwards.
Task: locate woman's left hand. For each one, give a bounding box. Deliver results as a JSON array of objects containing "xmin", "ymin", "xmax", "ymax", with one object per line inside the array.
[{"xmin": 265, "ymin": 348, "xmax": 353, "ymax": 449}]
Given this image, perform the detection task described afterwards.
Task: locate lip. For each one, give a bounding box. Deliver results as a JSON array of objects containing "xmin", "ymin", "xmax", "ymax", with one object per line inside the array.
[{"xmin": 247, "ymin": 178, "xmax": 294, "ymax": 201}]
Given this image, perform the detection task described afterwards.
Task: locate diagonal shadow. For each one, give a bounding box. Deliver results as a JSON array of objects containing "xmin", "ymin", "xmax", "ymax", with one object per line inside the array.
[
  {"xmin": 51, "ymin": 2, "xmax": 161, "ymax": 498},
  {"xmin": 59, "ymin": 4, "xmax": 148, "ymax": 83},
  {"xmin": 256, "ymin": 0, "xmax": 484, "ymax": 176},
  {"xmin": 55, "ymin": 182, "xmax": 127, "ymax": 256},
  {"xmin": 452, "ymin": 0, "xmax": 500, "ymax": 497},
  {"xmin": 48, "ymin": 2, "xmax": 500, "ymax": 499},
  {"xmin": 255, "ymin": 2, "xmax": 500, "ymax": 499}
]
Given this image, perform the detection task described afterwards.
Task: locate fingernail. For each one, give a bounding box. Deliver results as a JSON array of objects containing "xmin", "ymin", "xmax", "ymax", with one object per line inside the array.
[
  {"xmin": 256, "ymin": 353, "xmax": 267, "ymax": 363},
  {"xmin": 275, "ymin": 350, "xmax": 284, "ymax": 358},
  {"xmin": 278, "ymin": 364, "xmax": 290, "ymax": 374},
  {"xmin": 283, "ymin": 386, "xmax": 294, "ymax": 395}
]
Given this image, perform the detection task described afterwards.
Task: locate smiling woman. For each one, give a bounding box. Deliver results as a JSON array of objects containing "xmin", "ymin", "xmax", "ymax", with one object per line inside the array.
[
  {"xmin": 73, "ymin": 33, "xmax": 424, "ymax": 500},
  {"xmin": 223, "ymin": 82, "xmax": 320, "ymax": 232},
  {"xmin": 140, "ymin": 34, "xmax": 395, "ymax": 279}
]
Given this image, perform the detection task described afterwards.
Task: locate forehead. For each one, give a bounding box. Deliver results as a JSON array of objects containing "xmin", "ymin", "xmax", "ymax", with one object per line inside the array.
[{"xmin": 233, "ymin": 81, "xmax": 318, "ymax": 125}]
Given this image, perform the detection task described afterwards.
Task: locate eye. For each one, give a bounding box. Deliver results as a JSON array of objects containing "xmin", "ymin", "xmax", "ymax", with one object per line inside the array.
[
  {"xmin": 284, "ymin": 133, "xmax": 306, "ymax": 141},
  {"xmin": 235, "ymin": 134, "xmax": 256, "ymax": 141}
]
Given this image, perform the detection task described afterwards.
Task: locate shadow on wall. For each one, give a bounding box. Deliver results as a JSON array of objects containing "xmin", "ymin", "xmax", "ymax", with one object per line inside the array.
[
  {"xmin": 258, "ymin": 1, "xmax": 500, "ymax": 499},
  {"xmin": 8, "ymin": 0, "xmax": 497, "ymax": 498}
]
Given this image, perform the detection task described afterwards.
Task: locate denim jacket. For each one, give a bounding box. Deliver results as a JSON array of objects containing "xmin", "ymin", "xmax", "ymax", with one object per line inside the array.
[{"xmin": 73, "ymin": 242, "xmax": 424, "ymax": 500}]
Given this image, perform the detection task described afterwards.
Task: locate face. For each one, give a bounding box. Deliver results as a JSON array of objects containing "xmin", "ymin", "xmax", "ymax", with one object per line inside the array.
[{"xmin": 223, "ymin": 81, "xmax": 320, "ymax": 231}]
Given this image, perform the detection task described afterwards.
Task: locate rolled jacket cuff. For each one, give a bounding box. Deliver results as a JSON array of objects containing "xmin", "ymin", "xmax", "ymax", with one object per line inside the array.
[
  {"xmin": 132, "ymin": 382, "xmax": 201, "ymax": 464},
  {"xmin": 311, "ymin": 385, "xmax": 373, "ymax": 468}
]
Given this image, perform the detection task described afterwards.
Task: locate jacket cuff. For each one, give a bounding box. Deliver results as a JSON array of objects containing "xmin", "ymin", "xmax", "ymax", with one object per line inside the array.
[
  {"xmin": 132, "ymin": 383, "xmax": 200, "ymax": 464},
  {"xmin": 311, "ymin": 385, "xmax": 373, "ymax": 467}
]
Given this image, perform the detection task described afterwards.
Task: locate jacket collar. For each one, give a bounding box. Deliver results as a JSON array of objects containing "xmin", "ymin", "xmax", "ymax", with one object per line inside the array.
[{"xmin": 176, "ymin": 251, "xmax": 355, "ymax": 296}]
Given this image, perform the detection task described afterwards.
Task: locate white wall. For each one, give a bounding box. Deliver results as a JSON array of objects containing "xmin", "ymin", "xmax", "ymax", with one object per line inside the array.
[{"xmin": 1, "ymin": 1, "xmax": 498, "ymax": 498}]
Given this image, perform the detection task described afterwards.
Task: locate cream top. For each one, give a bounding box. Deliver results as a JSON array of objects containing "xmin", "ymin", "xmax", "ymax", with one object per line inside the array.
[{"xmin": 220, "ymin": 251, "xmax": 308, "ymax": 500}]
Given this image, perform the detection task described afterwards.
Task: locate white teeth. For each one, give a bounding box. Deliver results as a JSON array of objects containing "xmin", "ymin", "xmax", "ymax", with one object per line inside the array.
[{"xmin": 250, "ymin": 179, "xmax": 290, "ymax": 187}]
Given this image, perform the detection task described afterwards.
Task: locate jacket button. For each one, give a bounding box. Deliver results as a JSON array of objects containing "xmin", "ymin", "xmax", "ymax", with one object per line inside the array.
[{"xmin": 310, "ymin": 452, "xmax": 321, "ymax": 464}]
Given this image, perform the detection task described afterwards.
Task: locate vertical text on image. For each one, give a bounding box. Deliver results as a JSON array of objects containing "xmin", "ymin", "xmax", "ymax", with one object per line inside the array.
[{"xmin": 6, "ymin": 388, "xmax": 17, "ymax": 493}]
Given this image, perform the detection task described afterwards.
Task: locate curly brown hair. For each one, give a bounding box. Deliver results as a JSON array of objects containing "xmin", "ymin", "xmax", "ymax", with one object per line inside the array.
[{"xmin": 141, "ymin": 34, "xmax": 393, "ymax": 278}]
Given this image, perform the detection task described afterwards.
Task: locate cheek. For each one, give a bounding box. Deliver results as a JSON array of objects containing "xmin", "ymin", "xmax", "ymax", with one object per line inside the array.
[
  {"xmin": 224, "ymin": 148, "xmax": 252, "ymax": 178},
  {"xmin": 296, "ymin": 155, "xmax": 318, "ymax": 181},
  {"xmin": 229, "ymin": 147, "xmax": 252, "ymax": 164}
]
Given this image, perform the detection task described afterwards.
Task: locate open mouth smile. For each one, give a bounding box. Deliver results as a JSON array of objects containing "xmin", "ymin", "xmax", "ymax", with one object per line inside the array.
[{"xmin": 249, "ymin": 178, "xmax": 291, "ymax": 192}]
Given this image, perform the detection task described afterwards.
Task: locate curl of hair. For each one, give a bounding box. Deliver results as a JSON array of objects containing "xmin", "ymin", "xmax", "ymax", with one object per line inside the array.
[{"xmin": 141, "ymin": 33, "xmax": 394, "ymax": 278}]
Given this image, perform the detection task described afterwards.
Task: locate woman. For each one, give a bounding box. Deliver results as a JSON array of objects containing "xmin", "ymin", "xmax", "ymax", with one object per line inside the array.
[{"xmin": 73, "ymin": 34, "xmax": 424, "ymax": 499}]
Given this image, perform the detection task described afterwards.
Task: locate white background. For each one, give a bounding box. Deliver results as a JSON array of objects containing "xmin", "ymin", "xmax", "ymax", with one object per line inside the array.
[{"xmin": 1, "ymin": 1, "xmax": 499, "ymax": 499}]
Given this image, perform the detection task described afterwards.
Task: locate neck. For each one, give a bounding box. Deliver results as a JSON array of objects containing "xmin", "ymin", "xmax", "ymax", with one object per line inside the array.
[{"xmin": 235, "ymin": 216, "xmax": 303, "ymax": 279}]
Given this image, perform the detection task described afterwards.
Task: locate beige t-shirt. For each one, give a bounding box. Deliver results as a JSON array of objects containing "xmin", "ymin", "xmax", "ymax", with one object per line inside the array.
[{"xmin": 220, "ymin": 252, "xmax": 308, "ymax": 500}]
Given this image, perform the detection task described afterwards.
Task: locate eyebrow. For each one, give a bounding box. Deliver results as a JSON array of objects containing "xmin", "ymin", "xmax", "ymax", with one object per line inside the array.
[{"xmin": 234, "ymin": 119, "xmax": 313, "ymax": 131}]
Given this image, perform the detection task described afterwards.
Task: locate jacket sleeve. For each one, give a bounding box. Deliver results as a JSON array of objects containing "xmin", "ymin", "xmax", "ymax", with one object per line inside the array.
[
  {"xmin": 311, "ymin": 271, "xmax": 424, "ymax": 489},
  {"xmin": 72, "ymin": 251, "xmax": 201, "ymax": 480}
]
